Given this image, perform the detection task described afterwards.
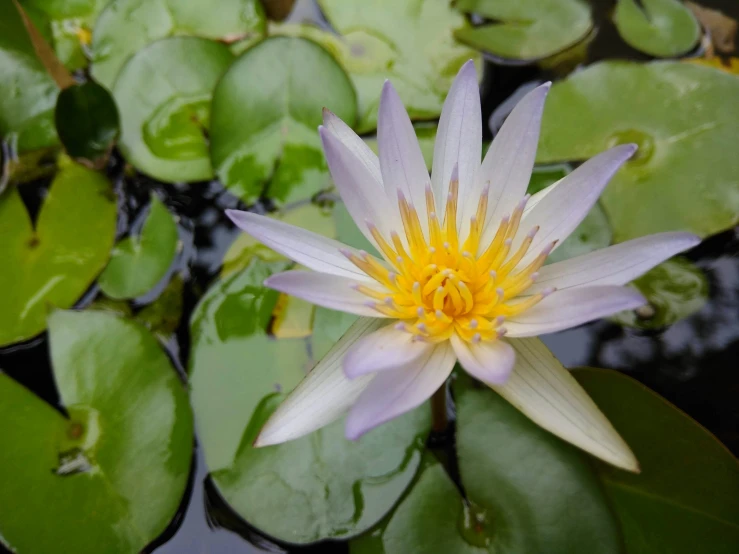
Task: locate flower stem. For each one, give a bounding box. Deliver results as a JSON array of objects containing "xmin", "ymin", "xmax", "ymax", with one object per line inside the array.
[{"xmin": 431, "ymin": 385, "xmax": 448, "ymax": 433}]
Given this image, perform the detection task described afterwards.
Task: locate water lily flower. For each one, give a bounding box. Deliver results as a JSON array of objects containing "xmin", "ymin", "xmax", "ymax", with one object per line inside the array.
[{"xmin": 226, "ymin": 61, "xmax": 699, "ymax": 472}]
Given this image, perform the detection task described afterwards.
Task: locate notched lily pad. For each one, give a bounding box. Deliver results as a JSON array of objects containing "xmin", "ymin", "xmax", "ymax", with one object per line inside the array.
[
  {"xmin": 613, "ymin": 0, "xmax": 701, "ymax": 57},
  {"xmin": 210, "ymin": 36, "xmax": 356, "ymax": 204},
  {"xmin": 0, "ymin": 163, "xmax": 116, "ymax": 347},
  {"xmin": 190, "ymin": 255, "xmax": 430, "ymax": 544},
  {"xmin": 0, "ymin": 0, "xmax": 59, "ymax": 153},
  {"xmin": 610, "ymin": 257, "xmax": 707, "ymax": 329},
  {"xmin": 304, "ymin": 0, "xmax": 480, "ymax": 133},
  {"xmin": 113, "ymin": 36, "xmax": 234, "ymax": 183},
  {"xmin": 91, "ymin": 0, "xmax": 266, "ymax": 88},
  {"xmin": 538, "ymin": 61, "xmax": 739, "ymax": 242},
  {"xmin": 98, "ymin": 195, "xmax": 179, "ymax": 300},
  {"xmin": 454, "ymin": 0, "xmax": 593, "ymax": 61},
  {"xmin": 575, "ymin": 368, "xmax": 739, "ymax": 554},
  {"xmin": 0, "ymin": 309, "xmax": 193, "ymax": 553}
]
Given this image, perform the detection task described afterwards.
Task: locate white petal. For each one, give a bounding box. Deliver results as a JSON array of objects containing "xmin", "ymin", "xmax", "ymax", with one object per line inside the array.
[
  {"xmin": 226, "ymin": 210, "xmax": 372, "ymax": 282},
  {"xmin": 320, "ymin": 125, "xmax": 397, "ymax": 247},
  {"xmin": 431, "ymin": 60, "xmax": 481, "ymax": 220},
  {"xmin": 323, "ymin": 108, "xmax": 383, "ymax": 185},
  {"xmin": 479, "ymin": 84, "xmax": 550, "ymax": 247},
  {"xmin": 506, "ymin": 286, "xmax": 646, "ymax": 337},
  {"xmin": 255, "ymin": 317, "xmax": 385, "ymax": 446},
  {"xmin": 264, "ymin": 271, "xmax": 389, "ymax": 318},
  {"xmin": 516, "ymin": 144, "xmax": 637, "ymax": 266},
  {"xmin": 345, "ymin": 342, "xmax": 456, "ymax": 440},
  {"xmin": 493, "ymin": 337, "xmax": 639, "ymax": 472},
  {"xmin": 343, "ymin": 324, "xmax": 432, "ymax": 379},
  {"xmin": 527, "ymin": 232, "xmax": 701, "ymax": 294},
  {"xmin": 377, "ymin": 80, "xmax": 430, "ymax": 235},
  {"xmin": 451, "ymin": 335, "xmax": 516, "ymax": 385}
]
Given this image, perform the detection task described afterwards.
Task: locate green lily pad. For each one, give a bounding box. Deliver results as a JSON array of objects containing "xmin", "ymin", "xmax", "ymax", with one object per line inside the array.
[
  {"xmin": 297, "ymin": 1, "xmax": 480, "ymax": 133},
  {"xmin": 537, "ymin": 61, "xmax": 739, "ymax": 242},
  {"xmin": 210, "ymin": 36, "xmax": 356, "ymax": 204},
  {"xmin": 575, "ymin": 368, "xmax": 739, "ymax": 554},
  {"xmin": 21, "ymin": 0, "xmax": 108, "ymax": 70},
  {"xmin": 113, "ymin": 36, "xmax": 233, "ymax": 183},
  {"xmin": 90, "ymin": 0, "xmax": 265, "ymax": 88},
  {"xmin": 453, "ymin": 0, "xmax": 593, "ymax": 61},
  {"xmin": 0, "ymin": 309, "xmax": 193, "ymax": 553},
  {"xmin": 0, "ymin": 0, "xmax": 59, "ymax": 153},
  {"xmin": 98, "ymin": 195, "xmax": 179, "ymax": 300},
  {"xmin": 613, "ymin": 0, "xmax": 701, "ymax": 57},
  {"xmin": 351, "ymin": 375, "xmax": 622, "ymax": 553},
  {"xmin": 55, "ymin": 79, "xmax": 120, "ymax": 162},
  {"xmin": 610, "ymin": 257, "xmax": 708, "ymax": 329},
  {"xmin": 0, "ymin": 164, "xmax": 116, "ymax": 347},
  {"xmin": 190, "ymin": 256, "xmax": 430, "ymax": 543}
]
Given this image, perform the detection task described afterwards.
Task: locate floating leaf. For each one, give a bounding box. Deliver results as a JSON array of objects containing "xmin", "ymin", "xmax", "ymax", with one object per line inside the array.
[
  {"xmin": 537, "ymin": 61, "xmax": 739, "ymax": 242},
  {"xmin": 575, "ymin": 368, "xmax": 739, "ymax": 554},
  {"xmin": 0, "ymin": 164, "xmax": 116, "ymax": 347},
  {"xmin": 0, "ymin": 0, "xmax": 59, "ymax": 153},
  {"xmin": 55, "ymin": 79, "xmax": 120, "ymax": 162},
  {"xmin": 135, "ymin": 274, "xmax": 185, "ymax": 341},
  {"xmin": 351, "ymin": 375, "xmax": 622, "ymax": 553},
  {"xmin": 0, "ymin": 310, "xmax": 193, "ymax": 553},
  {"xmin": 298, "ymin": 0, "xmax": 480, "ymax": 133},
  {"xmin": 98, "ymin": 195, "xmax": 178, "ymax": 300},
  {"xmin": 91, "ymin": 0, "xmax": 265, "ymax": 88},
  {"xmin": 210, "ymin": 36, "xmax": 356, "ymax": 204},
  {"xmin": 21, "ymin": 0, "xmax": 108, "ymax": 70},
  {"xmin": 190, "ymin": 258, "xmax": 429, "ymax": 544},
  {"xmin": 610, "ymin": 257, "xmax": 708, "ymax": 329},
  {"xmin": 113, "ymin": 36, "xmax": 233, "ymax": 183},
  {"xmin": 613, "ymin": 0, "xmax": 701, "ymax": 57},
  {"xmin": 453, "ymin": 0, "xmax": 593, "ymax": 61}
]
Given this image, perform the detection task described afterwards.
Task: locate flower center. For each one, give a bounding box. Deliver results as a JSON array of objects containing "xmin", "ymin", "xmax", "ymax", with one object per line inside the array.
[{"xmin": 342, "ymin": 174, "xmax": 556, "ymax": 343}]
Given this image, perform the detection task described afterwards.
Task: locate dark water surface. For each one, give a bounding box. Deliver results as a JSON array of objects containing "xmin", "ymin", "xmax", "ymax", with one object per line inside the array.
[{"xmin": 1, "ymin": 0, "xmax": 738, "ymax": 552}]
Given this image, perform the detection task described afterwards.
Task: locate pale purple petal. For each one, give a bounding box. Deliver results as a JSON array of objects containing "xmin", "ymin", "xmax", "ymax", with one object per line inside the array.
[
  {"xmin": 505, "ymin": 285, "xmax": 646, "ymax": 337},
  {"xmin": 527, "ymin": 232, "xmax": 701, "ymax": 294},
  {"xmin": 264, "ymin": 271, "xmax": 389, "ymax": 318},
  {"xmin": 323, "ymin": 108, "xmax": 383, "ymax": 186},
  {"xmin": 478, "ymin": 84, "xmax": 551, "ymax": 248},
  {"xmin": 431, "ymin": 60, "xmax": 481, "ymax": 221},
  {"xmin": 450, "ymin": 334, "xmax": 515, "ymax": 385},
  {"xmin": 345, "ymin": 342, "xmax": 456, "ymax": 440},
  {"xmin": 255, "ymin": 317, "xmax": 385, "ymax": 446},
  {"xmin": 320, "ymin": 126, "xmax": 398, "ymax": 247},
  {"xmin": 494, "ymin": 337, "xmax": 638, "ymax": 472},
  {"xmin": 225, "ymin": 210, "xmax": 372, "ymax": 281},
  {"xmin": 377, "ymin": 80, "xmax": 430, "ymax": 236},
  {"xmin": 343, "ymin": 324, "xmax": 432, "ymax": 379},
  {"xmin": 515, "ymin": 144, "xmax": 637, "ymax": 267}
]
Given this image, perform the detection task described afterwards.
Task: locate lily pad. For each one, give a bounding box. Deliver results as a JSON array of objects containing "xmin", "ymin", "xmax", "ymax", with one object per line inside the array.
[
  {"xmin": 113, "ymin": 36, "xmax": 233, "ymax": 183},
  {"xmin": 0, "ymin": 309, "xmax": 193, "ymax": 553},
  {"xmin": 308, "ymin": 0, "xmax": 480, "ymax": 133},
  {"xmin": 98, "ymin": 195, "xmax": 179, "ymax": 300},
  {"xmin": 537, "ymin": 61, "xmax": 739, "ymax": 242},
  {"xmin": 91, "ymin": 0, "xmax": 265, "ymax": 88},
  {"xmin": 613, "ymin": 0, "xmax": 701, "ymax": 58},
  {"xmin": 55, "ymin": 79, "xmax": 120, "ymax": 162},
  {"xmin": 0, "ymin": 164, "xmax": 116, "ymax": 347},
  {"xmin": 453, "ymin": 0, "xmax": 593, "ymax": 61},
  {"xmin": 575, "ymin": 368, "xmax": 739, "ymax": 554},
  {"xmin": 21, "ymin": 0, "xmax": 108, "ymax": 70},
  {"xmin": 351, "ymin": 375, "xmax": 622, "ymax": 553},
  {"xmin": 136, "ymin": 274, "xmax": 185, "ymax": 341},
  {"xmin": 190, "ymin": 256, "xmax": 430, "ymax": 543},
  {"xmin": 210, "ymin": 36, "xmax": 356, "ymax": 204},
  {"xmin": 0, "ymin": 0, "xmax": 59, "ymax": 153}
]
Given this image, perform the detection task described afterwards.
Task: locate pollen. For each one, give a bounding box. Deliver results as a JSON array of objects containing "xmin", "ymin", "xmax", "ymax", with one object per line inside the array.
[{"xmin": 344, "ymin": 172, "xmax": 556, "ymax": 344}]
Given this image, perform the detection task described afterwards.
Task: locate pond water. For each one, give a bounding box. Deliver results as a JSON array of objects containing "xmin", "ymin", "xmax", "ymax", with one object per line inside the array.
[{"xmin": 1, "ymin": 0, "xmax": 738, "ymax": 553}]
